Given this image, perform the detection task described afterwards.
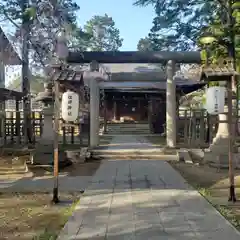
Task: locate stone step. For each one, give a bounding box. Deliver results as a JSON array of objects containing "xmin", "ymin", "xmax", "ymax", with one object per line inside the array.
[
  {"xmin": 106, "ymin": 124, "xmax": 149, "ymax": 128},
  {"xmin": 106, "ymin": 129, "xmax": 150, "ymax": 132},
  {"xmin": 107, "ymin": 124, "xmax": 149, "ymax": 129},
  {"xmin": 106, "ymin": 127, "xmax": 150, "ymax": 130},
  {"xmin": 104, "ymin": 131, "xmax": 150, "ymax": 135},
  {"xmin": 0, "ymin": 164, "xmax": 28, "ymax": 174},
  {"xmin": 92, "ymin": 154, "xmax": 179, "ymax": 160},
  {"xmin": 107, "ymin": 128, "xmax": 149, "ymax": 131},
  {"xmin": 177, "ymin": 149, "xmax": 193, "ymax": 164},
  {"xmin": 0, "ymin": 168, "xmax": 27, "ymax": 174},
  {"xmin": 91, "ymin": 149, "xmax": 166, "ymax": 155},
  {"xmin": 90, "ymin": 147, "xmax": 178, "ymax": 161},
  {"xmin": 107, "ymin": 128, "xmax": 150, "ymax": 130},
  {"xmin": 0, "ymin": 156, "xmax": 29, "ymax": 174}
]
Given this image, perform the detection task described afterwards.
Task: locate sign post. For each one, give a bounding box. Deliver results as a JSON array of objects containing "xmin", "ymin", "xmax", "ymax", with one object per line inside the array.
[{"xmin": 52, "ymin": 80, "xmax": 60, "ymax": 204}]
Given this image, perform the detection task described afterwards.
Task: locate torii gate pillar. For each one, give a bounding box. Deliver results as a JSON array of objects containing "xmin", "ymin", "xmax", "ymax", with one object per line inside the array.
[{"xmin": 166, "ymin": 60, "xmax": 177, "ymax": 148}]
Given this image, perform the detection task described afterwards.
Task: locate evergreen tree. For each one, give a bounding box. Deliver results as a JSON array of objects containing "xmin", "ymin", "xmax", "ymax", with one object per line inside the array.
[
  {"xmin": 0, "ymin": 0, "xmax": 85, "ymax": 70},
  {"xmin": 134, "ymin": 0, "xmax": 239, "ymax": 52},
  {"xmin": 83, "ymin": 14, "xmax": 123, "ymax": 51}
]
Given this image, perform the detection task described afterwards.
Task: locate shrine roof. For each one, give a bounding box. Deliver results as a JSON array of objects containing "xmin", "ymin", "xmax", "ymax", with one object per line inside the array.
[
  {"xmin": 102, "ymin": 63, "xmax": 165, "ymax": 73},
  {"xmin": 96, "ymin": 63, "xmax": 203, "ymax": 91},
  {"xmin": 99, "ymin": 78, "xmax": 204, "ymax": 89},
  {"xmin": 55, "ymin": 63, "xmax": 204, "ymax": 94},
  {"xmin": 0, "ymin": 27, "xmax": 21, "ymax": 65},
  {"xmin": 0, "ymin": 87, "xmax": 23, "ymax": 100}
]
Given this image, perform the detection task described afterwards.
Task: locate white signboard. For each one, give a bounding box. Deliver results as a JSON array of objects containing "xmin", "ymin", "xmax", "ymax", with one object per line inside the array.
[
  {"xmin": 61, "ymin": 90, "xmax": 79, "ymax": 122},
  {"xmin": 205, "ymin": 86, "xmax": 225, "ymax": 115}
]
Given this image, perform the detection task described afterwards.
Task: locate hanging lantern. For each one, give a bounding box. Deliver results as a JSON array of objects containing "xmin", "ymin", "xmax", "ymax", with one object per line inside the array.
[
  {"xmin": 61, "ymin": 90, "xmax": 79, "ymax": 122},
  {"xmin": 205, "ymin": 86, "xmax": 225, "ymax": 115}
]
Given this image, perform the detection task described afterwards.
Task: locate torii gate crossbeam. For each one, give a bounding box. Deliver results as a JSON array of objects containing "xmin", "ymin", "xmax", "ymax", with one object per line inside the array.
[{"xmin": 67, "ymin": 51, "xmax": 201, "ymax": 64}]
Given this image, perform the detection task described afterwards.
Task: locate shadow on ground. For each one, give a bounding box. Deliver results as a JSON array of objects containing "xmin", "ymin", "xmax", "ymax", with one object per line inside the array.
[{"xmin": 57, "ymin": 160, "xmax": 240, "ymax": 240}]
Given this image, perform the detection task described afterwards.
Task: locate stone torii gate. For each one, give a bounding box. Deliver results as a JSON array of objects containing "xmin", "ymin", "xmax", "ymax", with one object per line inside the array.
[{"xmin": 67, "ymin": 51, "xmax": 201, "ymax": 148}]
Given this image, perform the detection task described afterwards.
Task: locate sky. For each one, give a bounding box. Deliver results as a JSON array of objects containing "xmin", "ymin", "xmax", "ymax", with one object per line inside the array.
[{"xmin": 76, "ymin": 0, "xmax": 155, "ymax": 50}]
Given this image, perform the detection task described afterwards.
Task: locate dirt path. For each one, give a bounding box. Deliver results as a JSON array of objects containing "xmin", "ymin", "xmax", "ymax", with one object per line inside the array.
[{"xmin": 0, "ymin": 158, "xmax": 102, "ymax": 239}]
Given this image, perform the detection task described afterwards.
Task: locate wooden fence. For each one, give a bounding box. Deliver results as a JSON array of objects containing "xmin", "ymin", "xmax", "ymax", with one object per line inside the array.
[
  {"xmin": 177, "ymin": 109, "xmax": 219, "ymax": 148},
  {"xmin": 0, "ymin": 111, "xmax": 90, "ymax": 147},
  {"xmin": 0, "ymin": 109, "xmax": 237, "ymax": 148}
]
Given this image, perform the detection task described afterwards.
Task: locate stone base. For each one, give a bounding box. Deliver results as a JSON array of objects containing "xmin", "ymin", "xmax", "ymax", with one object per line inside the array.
[
  {"xmin": 204, "ymin": 150, "xmax": 240, "ymax": 169},
  {"xmin": 65, "ymin": 148, "xmax": 89, "ymax": 163},
  {"xmin": 208, "ymin": 153, "xmax": 240, "ymax": 169},
  {"xmin": 30, "ymin": 144, "xmax": 72, "ymax": 169},
  {"xmin": 209, "ymin": 136, "xmax": 229, "ymax": 153}
]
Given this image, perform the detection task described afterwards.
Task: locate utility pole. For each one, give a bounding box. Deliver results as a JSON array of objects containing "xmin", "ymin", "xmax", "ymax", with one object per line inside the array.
[{"xmin": 21, "ymin": 0, "xmax": 31, "ymax": 145}]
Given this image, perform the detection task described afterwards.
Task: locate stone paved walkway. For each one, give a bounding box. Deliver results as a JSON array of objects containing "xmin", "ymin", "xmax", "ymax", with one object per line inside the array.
[{"xmin": 57, "ymin": 136, "xmax": 240, "ymax": 240}]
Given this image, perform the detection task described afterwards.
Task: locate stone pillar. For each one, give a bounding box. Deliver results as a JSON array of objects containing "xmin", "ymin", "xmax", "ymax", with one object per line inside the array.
[
  {"xmin": 31, "ymin": 106, "xmax": 54, "ymax": 165},
  {"xmin": 41, "ymin": 106, "xmax": 54, "ymax": 142},
  {"xmin": 32, "ymin": 84, "xmax": 72, "ymax": 167},
  {"xmin": 90, "ymin": 78, "xmax": 100, "ymax": 148},
  {"xmin": 166, "ymin": 60, "xmax": 176, "ymax": 148}
]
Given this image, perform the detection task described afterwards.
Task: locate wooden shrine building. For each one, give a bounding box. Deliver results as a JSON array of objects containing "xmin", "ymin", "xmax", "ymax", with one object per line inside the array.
[{"xmin": 98, "ymin": 63, "xmax": 204, "ymax": 134}]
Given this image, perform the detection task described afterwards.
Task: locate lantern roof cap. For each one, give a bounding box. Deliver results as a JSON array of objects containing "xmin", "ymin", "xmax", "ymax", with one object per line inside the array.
[
  {"xmin": 202, "ymin": 65, "xmax": 238, "ymax": 77},
  {"xmin": 50, "ymin": 65, "xmax": 84, "ymax": 84},
  {"xmin": 200, "ymin": 62, "xmax": 239, "ymax": 82},
  {"xmin": 50, "ymin": 64, "xmax": 110, "ymax": 84}
]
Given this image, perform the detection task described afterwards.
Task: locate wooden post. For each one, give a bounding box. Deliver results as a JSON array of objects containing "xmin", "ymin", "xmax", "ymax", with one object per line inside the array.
[
  {"xmin": 3, "ymin": 107, "xmax": 6, "ymax": 145},
  {"xmin": 191, "ymin": 111, "xmax": 197, "ymax": 147},
  {"xmin": 176, "ymin": 95, "xmax": 180, "ymax": 143},
  {"xmin": 199, "ymin": 110, "xmax": 205, "ymax": 145},
  {"xmin": 52, "ymin": 80, "xmax": 60, "ymax": 204},
  {"xmin": 183, "ymin": 110, "xmax": 188, "ymax": 145},
  {"xmin": 148, "ymin": 99, "xmax": 153, "ymax": 133},
  {"xmin": 10, "ymin": 111, "xmax": 14, "ymax": 144},
  {"xmin": 103, "ymin": 99, "xmax": 107, "ymax": 133},
  {"xmin": 227, "ymin": 78, "xmax": 236, "ymax": 202},
  {"xmin": 15, "ymin": 99, "xmax": 21, "ymax": 145},
  {"xmin": 113, "ymin": 101, "xmax": 117, "ymax": 121}
]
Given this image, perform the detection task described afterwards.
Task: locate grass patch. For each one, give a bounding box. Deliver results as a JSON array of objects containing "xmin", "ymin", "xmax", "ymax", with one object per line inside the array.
[
  {"xmin": 0, "ymin": 192, "xmax": 80, "ymax": 240},
  {"xmin": 170, "ymin": 161, "xmax": 240, "ymax": 231}
]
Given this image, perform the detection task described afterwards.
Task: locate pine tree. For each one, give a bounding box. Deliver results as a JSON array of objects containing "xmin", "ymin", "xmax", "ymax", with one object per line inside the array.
[
  {"xmin": 134, "ymin": 0, "xmax": 238, "ymax": 51},
  {"xmin": 0, "ymin": 0, "xmax": 84, "ymax": 70}
]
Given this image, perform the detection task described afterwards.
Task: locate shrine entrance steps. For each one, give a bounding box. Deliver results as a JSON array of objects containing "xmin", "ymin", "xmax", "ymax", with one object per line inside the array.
[
  {"xmin": 102, "ymin": 123, "xmax": 151, "ymax": 135},
  {"xmin": 92, "ymin": 135, "xmax": 177, "ymax": 161}
]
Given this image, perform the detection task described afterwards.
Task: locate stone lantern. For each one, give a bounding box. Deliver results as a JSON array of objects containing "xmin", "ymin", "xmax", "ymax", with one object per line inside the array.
[
  {"xmin": 31, "ymin": 82, "xmax": 72, "ymax": 168},
  {"xmin": 201, "ymin": 65, "xmax": 240, "ymax": 168}
]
